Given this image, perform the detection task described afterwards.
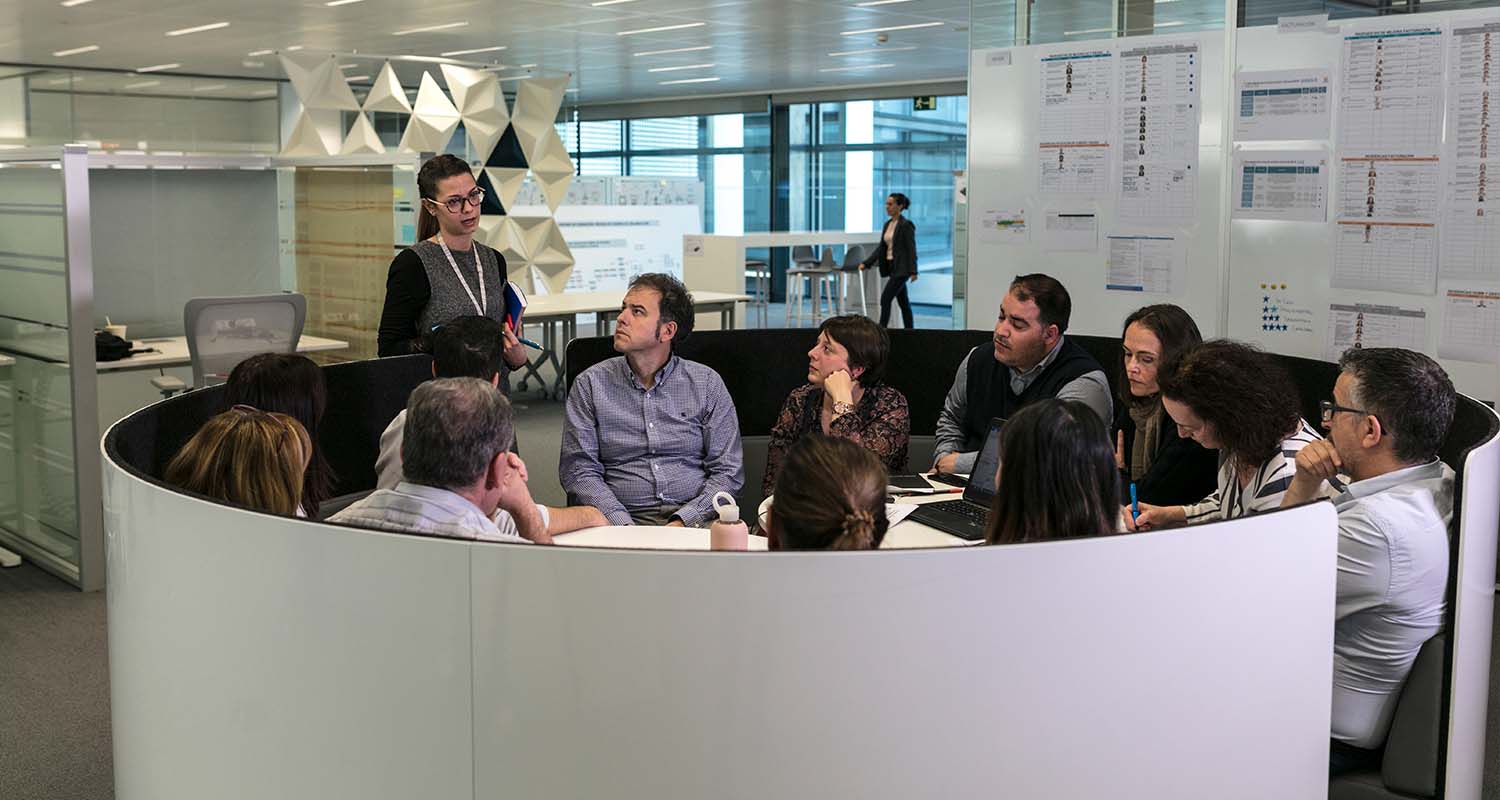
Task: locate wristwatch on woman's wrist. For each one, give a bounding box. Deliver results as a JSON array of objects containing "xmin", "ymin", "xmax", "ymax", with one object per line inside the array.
[{"xmin": 832, "ymin": 400, "xmax": 855, "ymax": 417}]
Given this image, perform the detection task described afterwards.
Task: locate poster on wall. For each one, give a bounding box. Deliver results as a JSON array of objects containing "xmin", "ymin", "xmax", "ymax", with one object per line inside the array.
[
  {"xmin": 1439, "ymin": 286, "xmax": 1500, "ymax": 362},
  {"xmin": 1324, "ymin": 303, "xmax": 1429, "ymax": 360},
  {"xmin": 1040, "ymin": 211, "xmax": 1099, "ymax": 252},
  {"xmin": 505, "ymin": 204, "xmax": 703, "ymax": 294},
  {"xmin": 1038, "ymin": 48, "xmax": 1115, "ymax": 195},
  {"xmin": 1331, "ymin": 221, "xmax": 1439, "ymax": 295},
  {"xmin": 1117, "ymin": 41, "xmax": 1201, "ymax": 225},
  {"xmin": 1443, "ymin": 19, "xmax": 1500, "ymax": 280},
  {"xmin": 1232, "ymin": 150, "xmax": 1329, "ymax": 222},
  {"xmin": 1338, "ymin": 25, "xmax": 1445, "ymax": 156},
  {"xmin": 1233, "ymin": 69, "xmax": 1333, "ymax": 141},
  {"xmin": 1105, "ymin": 233, "xmax": 1183, "ymax": 294}
]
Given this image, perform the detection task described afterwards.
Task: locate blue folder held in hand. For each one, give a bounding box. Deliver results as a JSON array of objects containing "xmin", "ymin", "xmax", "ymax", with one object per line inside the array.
[{"xmin": 503, "ymin": 281, "xmax": 527, "ymax": 330}]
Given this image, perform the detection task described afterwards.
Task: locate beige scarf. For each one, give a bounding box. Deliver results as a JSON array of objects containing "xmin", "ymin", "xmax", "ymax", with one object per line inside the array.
[{"xmin": 1128, "ymin": 398, "xmax": 1162, "ymax": 482}]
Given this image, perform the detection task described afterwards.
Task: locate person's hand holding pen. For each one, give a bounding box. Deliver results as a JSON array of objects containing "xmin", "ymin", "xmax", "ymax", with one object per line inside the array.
[{"xmin": 501, "ymin": 320, "xmax": 529, "ymax": 369}]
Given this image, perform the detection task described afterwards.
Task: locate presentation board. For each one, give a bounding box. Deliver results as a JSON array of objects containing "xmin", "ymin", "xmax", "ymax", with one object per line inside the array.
[{"xmin": 969, "ymin": 18, "xmax": 1500, "ymax": 400}]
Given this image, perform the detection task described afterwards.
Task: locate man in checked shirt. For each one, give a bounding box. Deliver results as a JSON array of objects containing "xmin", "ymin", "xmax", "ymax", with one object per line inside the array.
[{"xmin": 560, "ymin": 273, "xmax": 743, "ymax": 526}]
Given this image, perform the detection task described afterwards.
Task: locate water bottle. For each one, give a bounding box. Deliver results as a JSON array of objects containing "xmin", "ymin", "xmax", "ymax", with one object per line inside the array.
[{"xmin": 709, "ymin": 491, "xmax": 748, "ymax": 551}]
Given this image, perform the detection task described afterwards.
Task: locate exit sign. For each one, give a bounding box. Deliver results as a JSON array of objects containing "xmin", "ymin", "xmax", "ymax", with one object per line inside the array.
[{"xmin": 913, "ymin": 96, "xmax": 937, "ymax": 111}]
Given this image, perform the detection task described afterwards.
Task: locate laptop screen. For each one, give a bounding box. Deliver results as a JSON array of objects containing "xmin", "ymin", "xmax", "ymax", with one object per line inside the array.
[{"xmin": 963, "ymin": 417, "xmax": 1005, "ymax": 505}]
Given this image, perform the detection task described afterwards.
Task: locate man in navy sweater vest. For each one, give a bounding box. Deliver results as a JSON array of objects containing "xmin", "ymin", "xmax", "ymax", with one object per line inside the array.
[{"xmin": 933, "ymin": 274, "xmax": 1112, "ymax": 475}]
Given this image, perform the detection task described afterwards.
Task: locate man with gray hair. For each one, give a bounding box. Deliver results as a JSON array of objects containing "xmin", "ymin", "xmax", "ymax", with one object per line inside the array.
[
  {"xmin": 334, "ymin": 378, "xmax": 605, "ymax": 543},
  {"xmin": 1280, "ymin": 347, "xmax": 1457, "ymax": 773}
]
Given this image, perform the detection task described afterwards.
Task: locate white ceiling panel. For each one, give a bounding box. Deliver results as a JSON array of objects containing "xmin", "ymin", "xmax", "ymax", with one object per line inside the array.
[{"xmin": 0, "ymin": 0, "xmax": 973, "ymax": 105}]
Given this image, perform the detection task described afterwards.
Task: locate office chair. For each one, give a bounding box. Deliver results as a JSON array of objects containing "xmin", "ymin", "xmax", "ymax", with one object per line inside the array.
[
  {"xmin": 152, "ymin": 293, "xmax": 307, "ymax": 399},
  {"xmin": 837, "ymin": 245, "xmax": 869, "ymax": 317}
]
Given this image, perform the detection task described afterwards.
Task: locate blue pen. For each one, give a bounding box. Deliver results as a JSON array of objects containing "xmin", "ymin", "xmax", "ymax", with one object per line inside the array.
[
  {"xmin": 517, "ymin": 336, "xmax": 543, "ymax": 351},
  {"xmin": 1129, "ymin": 483, "xmax": 1139, "ymax": 521}
]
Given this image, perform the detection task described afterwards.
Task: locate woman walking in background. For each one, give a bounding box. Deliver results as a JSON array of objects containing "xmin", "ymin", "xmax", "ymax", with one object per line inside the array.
[{"xmin": 861, "ymin": 192, "xmax": 918, "ymax": 329}]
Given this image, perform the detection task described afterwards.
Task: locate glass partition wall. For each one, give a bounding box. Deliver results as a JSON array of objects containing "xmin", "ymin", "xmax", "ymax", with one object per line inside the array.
[{"xmin": 0, "ymin": 145, "xmax": 102, "ymax": 589}]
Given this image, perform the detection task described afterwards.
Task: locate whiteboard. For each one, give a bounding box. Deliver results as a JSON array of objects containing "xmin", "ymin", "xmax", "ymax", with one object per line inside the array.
[{"xmin": 966, "ymin": 34, "xmax": 1227, "ymax": 344}]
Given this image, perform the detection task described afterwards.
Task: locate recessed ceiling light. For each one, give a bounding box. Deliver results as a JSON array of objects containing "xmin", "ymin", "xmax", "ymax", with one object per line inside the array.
[
  {"xmin": 166, "ymin": 21, "xmax": 231, "ymax": 37},
  {"xmin": 247, "ymin": 49, "xmax": 275, "ymax": 56},
  {"xmin": 659, "ymin": 76, "xmax": 720, "ymax": 85},
  {"xmin": 124, "ymin": 80, "xmax": 161, "ymax": 90},
  {"xmin": 193, "ymin": 83, "xmax": 227, "ymax": 92},
  {"xmin": 345, "ymin": 75, "xmax": 370, "ymax": 81},
  {"xmin": 819, "ymin": 63, "xmax": 896, "ymax": 72},
  {"xmin": 285, "ymin": 45, "xmax": 304, "ymax": 51},
  {"xmin": 52, "ymin": 44, "xmax": 100, "ymax": 57},
  {"xmin": 251, "ymin": 88, "xmax": 278, "ymax": 96},
  {"xmin": 60, "ymin": 0, "xmax": 94, "ymax": 6},
  {"xmin": 1063, "ymin": 26, "xmax": 1115, "ymax": 35},
  {"xmin": 634, "ymin": 46, "xmax": 712, "ymax": 57},
  {"xmin": 647, "ymin": 63, "xmax": 715, "ymax": 73},
  {"xmin": 392, "ymin": 21, "xmax": 468, "ymax": 35},
  {"xmin": 1155, "ymin": 20, "xmax": 1187, "ymax": 27},
  {"xmin": 339, "ymin": 63, "xmax": 359, "ymax": 70},
  {"xmin": 592, "ymin": 0, "xmax": 639, "ymax": 5},
  {"xmin": 47, "ymin": 77, "xmax": 80, "ymax": 86},
  {"xmin": 441, "ymin": 45, "xmax": 507, "ymax": 56},
  {"xmin": 325, "ymin": 0, "xmax": 365, "ymax": 5},
  {"xmin": 618, "ymin": 22, "xmax": 707, "ymax": 36},
  {"xmin": 856, "ymin": 0, "xmax": 916, "ymax": 5},
  {"xmin": 136, "ymin": 63, "xmax": 181, "ymax": 73},
  {"xmin": 839, "ymin": 21, "xmax": 944, "ymax": 36},
  {"xmin": 828, "ymin": 45, "xmax": 916, "ymax": 57},
  {"xmin": 398, "ymin": 54, "xmax": 458, "ymax": 63},
  {"xmin": 518, "ymin": 63, "xmax": 537, "ymax": 68}
]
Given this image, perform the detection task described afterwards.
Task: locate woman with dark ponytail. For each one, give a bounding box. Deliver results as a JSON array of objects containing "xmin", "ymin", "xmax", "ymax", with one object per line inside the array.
[
  {"xmin": 376, "ymin": 154, "xmax": 527, "ymax": 388},
  {"xmin": 763, "ymin": 436, "xmax": 888, "ymax": 551},
  {"xmin": 860, "ymin": 192, "xmax": 918, "ymax": 329}
]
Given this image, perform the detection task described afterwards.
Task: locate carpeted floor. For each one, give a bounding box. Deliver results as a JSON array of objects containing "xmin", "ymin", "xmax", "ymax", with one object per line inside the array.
[{"xmin": 4, "ymin": 393, "xmax": 1499, "ymax": 799}]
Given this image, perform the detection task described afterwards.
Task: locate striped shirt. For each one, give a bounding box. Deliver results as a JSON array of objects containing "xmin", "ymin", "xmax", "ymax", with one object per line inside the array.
[
  {"xmin": 329, "ymin": 481, "xmax": 547, "ymax": 543},
  {"xmin": 560, "ymin": 355, "xmax": 744, "ymax": 526},
  {"xmin": 1183, "ymin": 418, "xmax": 1341, "ymax": 523}
]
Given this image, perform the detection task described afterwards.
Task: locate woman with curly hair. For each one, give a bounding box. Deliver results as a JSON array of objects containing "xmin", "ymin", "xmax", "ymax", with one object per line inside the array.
[
  {"xmin": 1129, "ymin": 340, "xmax": 1335, "ymax": 529},
  {"xmin": 762, "ymin": 436, "xmax": 888, "ymax": 550}
]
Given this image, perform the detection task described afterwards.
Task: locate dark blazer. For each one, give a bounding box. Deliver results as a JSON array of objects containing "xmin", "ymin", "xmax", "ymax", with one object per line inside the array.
[
  {"xmin": 862, "ymin": 216, "xmax": 917, "ymax": 279},
  {"xmin": 1114, "ymin": 400, "xmax": 1220, "ymax": 507}
]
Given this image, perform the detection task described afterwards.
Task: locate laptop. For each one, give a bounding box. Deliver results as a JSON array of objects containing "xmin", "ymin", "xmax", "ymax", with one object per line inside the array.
[{"xmin": 905, "ymin": 417, "xmax": 1005, "ymax": 541}]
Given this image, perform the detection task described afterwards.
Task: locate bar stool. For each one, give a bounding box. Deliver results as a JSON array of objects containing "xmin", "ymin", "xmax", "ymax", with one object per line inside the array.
[
  {"xmin": 787, "ymin": 249, "xmax": 837, "ymax": 327},
  {"xmin": 835, "ymin": 245, "xmax": 868, "ymax": 317},
  {"xmin": 744, "ymin": 259, "xmax": 770, "ymax": 327}
]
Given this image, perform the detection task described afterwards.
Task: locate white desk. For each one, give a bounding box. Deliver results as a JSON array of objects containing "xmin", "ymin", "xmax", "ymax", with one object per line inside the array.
[
  {"xmin": 554, "ymin": 526, "xmax": 769, "ymax": 551},
  {"xmin": 103, "ymin": 334, "xmax": 349, "ymax": 372},
  {"xmin": 516, "ymin": 290, "xmax": 751, "ymax": 399}
]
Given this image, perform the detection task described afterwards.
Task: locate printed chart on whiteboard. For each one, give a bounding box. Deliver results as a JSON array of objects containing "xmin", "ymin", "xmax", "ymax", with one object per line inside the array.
[
  {"xmin": 1233, "ymin": 69, "xmax": 1333, "ymax": 141},
  {"xmin": 1324, "ymin": 303, "xmax": 1428, "ymax": 360},
  {"xmin": 1232, "ymin": 150, "xmax": 1328, "ymax": 222},
  {"xmin": 1039, "ymin": 49, "xmax": 1115, "ymax": 195},
  {"xmin": 1118, "ymin": 42, "xmax": 1200, "ymax": 224},
  {"xmin": 1331, "ymin": 156, "xmax": 1440, "ymax": 294},
  {"xmin": 1338, "ymin": 26, "xmax": 1445, "ymax": 155},
  {"xmin": 1106, "ymin": 234, "xmax": 1182, "ymax": 294},
  {"xmin": 1439, "ymin": 287, "xmax": 1500, "ymax": 362},
  {"xmin": 1444, "ymin": 19, "xmax": 1500, "ymax": 280}
]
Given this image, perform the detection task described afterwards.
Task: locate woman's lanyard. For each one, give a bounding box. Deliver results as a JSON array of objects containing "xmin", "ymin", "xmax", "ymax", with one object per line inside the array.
[{"xmin": 437, "ymin": 235, "xmax": 486, "ymax": 316}]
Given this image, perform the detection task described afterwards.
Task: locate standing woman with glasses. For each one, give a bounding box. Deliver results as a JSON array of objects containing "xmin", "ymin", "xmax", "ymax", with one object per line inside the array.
[{"xmin": 377, "ymin": 154, "xmax": 527, "ymax": 385}]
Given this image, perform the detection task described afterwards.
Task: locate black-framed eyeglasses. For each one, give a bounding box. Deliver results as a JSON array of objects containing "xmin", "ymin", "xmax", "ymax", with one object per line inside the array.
[
  {"xmin": 426, "ymin": 188, "xmax": 485, "ymax": 214},
  {"xmin": 1320, "ymin": 400, "xmax": 1375, "ymax": 424}
]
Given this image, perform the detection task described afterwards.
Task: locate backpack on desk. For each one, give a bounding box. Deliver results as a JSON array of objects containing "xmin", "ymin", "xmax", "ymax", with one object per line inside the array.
[{"xmin": 95, "ymin": 330, "xmax": 134, "ymax": 362}]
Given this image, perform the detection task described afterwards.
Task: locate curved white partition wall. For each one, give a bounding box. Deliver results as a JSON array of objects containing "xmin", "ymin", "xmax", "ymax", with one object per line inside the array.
[{"xmin": 105, "ymin": 443, "xmax": 1349, "ymax": 799}]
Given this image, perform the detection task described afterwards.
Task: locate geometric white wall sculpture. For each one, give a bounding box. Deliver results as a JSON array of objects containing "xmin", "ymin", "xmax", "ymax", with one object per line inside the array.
[
  {"xmin": 479, "ymin": 216, "xmax": 532, "ymax": 283},
  {"xmin": 398, "ymin": 72, "xmax": 461, "ymax": 153},
  {"xmin": 341, "ymin": 112, "xmax": 385, "ymax": 155},
  {"xmin": 439, "ymin": 64, "xmax": 509, "ymax": 162},
  {"xmin": 526, "ymin": 128, "xmax": 574, "ymax": 213},
  {"xmin": 363, "ymin": 62, "xmax": 413, "ymax": 114},
  {"xmin": 280, "ymin": 54, "xmax": 360, "ymax": 111},
  {"xmin": 282, "ymin": 109, "xmax": 345, "ymax": 156},
  {"xmin": 514, "ymin": 215, "xmax": 574, "ymax": 292},
  {"xmin": 509, "ymin": 76, "xmax": 568, "ymax": 140}
]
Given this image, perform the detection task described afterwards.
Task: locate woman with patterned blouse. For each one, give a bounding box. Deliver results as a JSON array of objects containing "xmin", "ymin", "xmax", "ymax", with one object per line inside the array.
[{"xmin": 763, "ymin": 315, "xmax": 911, "ymax": 495}]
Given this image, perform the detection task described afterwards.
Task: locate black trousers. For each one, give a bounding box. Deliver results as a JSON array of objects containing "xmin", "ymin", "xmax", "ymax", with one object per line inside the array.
[{"xmin": 880, "ymin": 275, "xmax": 914, "ymax": 328}]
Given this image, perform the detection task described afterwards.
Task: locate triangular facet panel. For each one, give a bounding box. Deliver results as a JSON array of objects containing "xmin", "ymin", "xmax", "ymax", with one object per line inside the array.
[
  {"xmin": 397, "ymin": 72, "xmax": 461, "ymax": 153},
  {"xmin": 527, "ymin": 217, "xmax": 574, "ymax": 268},
  {"xmin": 363, "ymin": 62, "xmax": 413, "ymax": 114},
  {"xmin": 536, "ymin": 172, "xmax": 573, "ymax": 214},
  {"xmin": 280, "ymin": 54, "xmax": 360, "ymax": 111},
  {"xmin": 530, "ymin": 259, "xmax": 574, "ymax": 294},
  {"xmin": 484, "ymin": 167, "xmax": 528, "ymax": 210},
  {"xmin": 341, "ymin": 112, "xmax": 385, "ymax": 155},
  {"xmin": 510, "ymin": 76, "xmax": 569, "ymax": 136},
  {"xmin": 474, "ymin": 169, "xmax": 507, "ymax": 216},
  {"xmin": 511, "ymin": 216, "xmax": 554, "ymax": 257},
  {"xmin": 281, "ymin": 109, "xmax": 345, "ymax": 156},
  {"xmin": 486, "ymin": 217, "xmax": 532, "ymax": 280},
  {"xmin": 526, "ymin": 127, "xmax": 573, "ymax": 178},
  {"xmin": 484, "ymin": 125, "xmax": 529, "ymax": 168}
]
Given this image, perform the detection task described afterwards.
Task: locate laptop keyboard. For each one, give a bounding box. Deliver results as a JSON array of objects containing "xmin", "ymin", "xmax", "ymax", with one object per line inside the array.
[{"xmin": 922, "ymin": 499, "xmax": 987, "ymax": 522}]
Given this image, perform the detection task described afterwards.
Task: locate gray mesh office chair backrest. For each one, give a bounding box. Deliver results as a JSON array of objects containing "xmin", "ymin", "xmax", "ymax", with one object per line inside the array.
[{"xmin": 183, "ymin": 294, "xmax": 306, "ymax": 389}]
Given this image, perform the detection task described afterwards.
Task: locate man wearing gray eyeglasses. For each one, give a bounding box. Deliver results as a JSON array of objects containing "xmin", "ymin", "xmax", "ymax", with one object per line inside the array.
[{"xmin": 1281, "ymin": 347, "xmax": 1457, "ymax": 775}]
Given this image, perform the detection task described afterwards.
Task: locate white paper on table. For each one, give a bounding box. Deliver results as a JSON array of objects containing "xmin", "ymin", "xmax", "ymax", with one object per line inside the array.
[
  {"xmin": 1232, "ymin": 149, "xmax": 1329, "ymax": 222},
  {"xmin": 1324, "ymin": 303, "xmax": 1429, "ymax": 360},
  {"xmin": 1338, "ymin": 25, "xmax": 1445, "ymax": 156},
  {"xmin": 1331, "ymin": 221, "xmax": 1439, "ymax": 295},
  {"xmin": 1106, "ymin": 234, "xmax": 1183, "ymax": 294},
  {"xmin": 1439, "ymin": 286, "xmax": 1500, "ymax": 362},
  {"xmin": 1233, "ymin": 69, "xmax": 1332, "ymax": 141},
  {"xmin": 886, "ymin": 503, "xmax": 919, "ymax": 528},
  {"xmin": 1041, "ymin": 211, "xmax": 1099, "ymax": 252},
  {"xmin": 1335, "ymin": 156, "xmax": 1440, "ymax": 223},
  {"xmin": 978, "ymin": 208, "xmax": 1029, "ymax": 244}
]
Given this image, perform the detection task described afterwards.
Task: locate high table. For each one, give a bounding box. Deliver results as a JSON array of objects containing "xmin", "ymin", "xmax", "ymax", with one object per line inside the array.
[
  {"xmin": 100, "ymin": 334, "xmax": 348, "ymax": 372},
  {"xmin": 684, "ymin": 232, "xmax": 883, "ymax": 325},
  {"xmin": 516, "ymin": 290, "xmax": 751, "ymax": 399}
]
